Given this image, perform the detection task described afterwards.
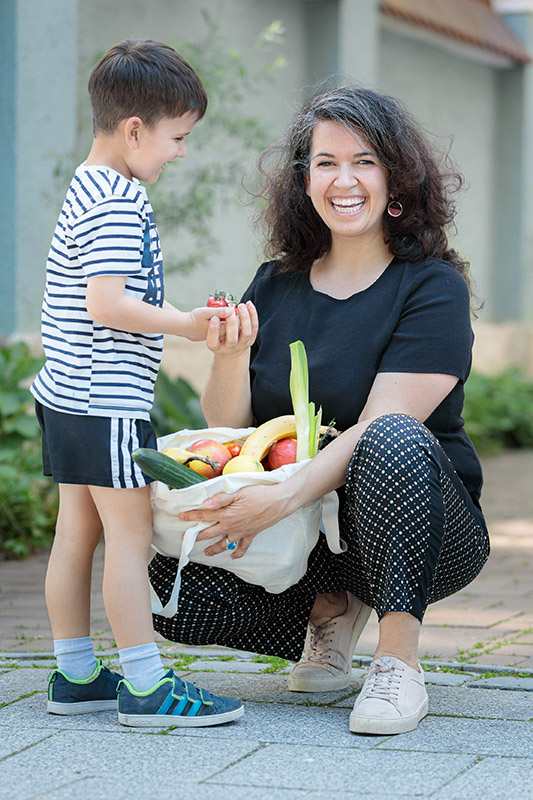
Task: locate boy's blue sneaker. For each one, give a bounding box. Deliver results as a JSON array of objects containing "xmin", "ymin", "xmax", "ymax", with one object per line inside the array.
[
  {"xmin": 117, "ymin": 669, "xmax": 244, "ymax": 727},
  {"xmin": 47, "ymin": 659, "xmax": 121, "ymax": 715}
]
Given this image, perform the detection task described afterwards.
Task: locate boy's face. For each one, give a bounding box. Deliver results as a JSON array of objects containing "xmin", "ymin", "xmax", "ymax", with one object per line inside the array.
[{"xmin": 129, "ymin": 111, "xmax": 198, "ymax": 184}]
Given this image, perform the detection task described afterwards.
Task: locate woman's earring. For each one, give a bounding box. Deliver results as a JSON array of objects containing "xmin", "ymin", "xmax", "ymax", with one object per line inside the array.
[{"xmin": 387, "ymin": 195, "xmax": 403, "ymax": 218}]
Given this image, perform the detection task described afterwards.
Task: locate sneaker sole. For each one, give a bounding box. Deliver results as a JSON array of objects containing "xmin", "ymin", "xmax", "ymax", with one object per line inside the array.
[
  {"xmin": 117, "ymin": 704, "xmax": 244, "ymax": 728},
  {"xmin": 349, "ymin": 695, "xmax": 428, "ymax": 735},
  {"xmin": 288, "ymin": 602, "xmax": 372, "ymax": 693},
  {"xmin": 47, "ymin": 699, "xmax": 117, "ymax": 715},
  {"xmin": 286, "ymin": 670, "xmax": 352, "ymax": 693}
]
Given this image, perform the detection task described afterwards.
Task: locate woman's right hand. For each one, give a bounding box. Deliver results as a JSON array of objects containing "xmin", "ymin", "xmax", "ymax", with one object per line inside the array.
[{"xmin": 206, "ymin": 300, "xmax": 258, "ymax": 357}]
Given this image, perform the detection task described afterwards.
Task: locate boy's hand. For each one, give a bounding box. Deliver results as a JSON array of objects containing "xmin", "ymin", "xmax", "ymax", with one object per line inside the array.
[{"xmin": 184, "ymin": 306, "xmax": 234, "ymax": 341}]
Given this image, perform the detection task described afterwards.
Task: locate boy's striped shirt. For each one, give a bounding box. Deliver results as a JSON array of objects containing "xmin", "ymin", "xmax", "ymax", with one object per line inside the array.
[{"xmin": 31, "ymin": 164, "xmax": 164, "ymax": 420}]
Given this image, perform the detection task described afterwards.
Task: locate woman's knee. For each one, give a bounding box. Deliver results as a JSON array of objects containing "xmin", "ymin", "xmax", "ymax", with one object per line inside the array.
[
  {"xmin": 345, "ymin": 413, "xmax": 436, "ymax": 497},
  {"xmin": 362, "ymin": 413, "xmax": 427, "ymax": 445}
]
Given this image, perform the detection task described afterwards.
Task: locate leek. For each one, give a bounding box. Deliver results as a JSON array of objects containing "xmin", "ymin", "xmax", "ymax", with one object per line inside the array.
[
  {"xmin": 289, "ymin": 340, "xmax": 322, "ymax": 461},
  {"xmin": 311, "ymin": 405, "xmax": 322, "ymax": 459}
]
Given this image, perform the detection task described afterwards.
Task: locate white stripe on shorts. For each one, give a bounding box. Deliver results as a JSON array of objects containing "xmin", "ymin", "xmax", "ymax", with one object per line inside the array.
[
  {"xmin": 110, "ymin": 418, "xmax": 122, "ymax": 488},
  {"xmin": 121, "ymin": 419, "xmax": 133, "ymax": 488},
  {"xmin": 130, "ymin": 422, "xmax": 145, "ymax": 487}
]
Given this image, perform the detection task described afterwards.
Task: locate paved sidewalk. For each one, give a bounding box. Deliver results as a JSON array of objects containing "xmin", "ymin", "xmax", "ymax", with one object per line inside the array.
[{"xmin": 0, "ymin": 450, "xmax": 532, "ymax": 799}]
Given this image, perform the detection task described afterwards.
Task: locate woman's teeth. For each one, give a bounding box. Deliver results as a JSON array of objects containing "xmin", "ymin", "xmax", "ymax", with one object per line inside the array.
[{"xmin": 331, "ymin": 197, "xmax": 365, "ymax": 214}]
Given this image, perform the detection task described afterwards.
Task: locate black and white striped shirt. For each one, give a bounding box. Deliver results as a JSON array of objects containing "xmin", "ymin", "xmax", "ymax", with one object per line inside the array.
[{"xmin": 31, "ymin": 164, "xmax": 164, "ymax": 420}]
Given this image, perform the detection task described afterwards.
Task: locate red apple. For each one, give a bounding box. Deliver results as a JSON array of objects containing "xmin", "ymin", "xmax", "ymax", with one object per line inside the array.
[
  {"xmin": 267, "ymin": 438, "xmax": 298, "ymax": 470},
  {"xmin": 188, "ymin": 439, "xmax": 232, "ymax": 478}
]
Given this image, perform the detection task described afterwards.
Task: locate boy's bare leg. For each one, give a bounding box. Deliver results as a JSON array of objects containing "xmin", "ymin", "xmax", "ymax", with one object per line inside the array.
[
  {"xmin": 45, "ymin": 484, "xmax": 103, "ymax": 639},
  {"xmin": 88, "ymin": 484, "xmax": 154, "ymax": 649}
]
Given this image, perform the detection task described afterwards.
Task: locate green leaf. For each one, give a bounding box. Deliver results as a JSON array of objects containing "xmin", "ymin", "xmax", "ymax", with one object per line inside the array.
[
  {"xmin": 290, "ymin": 341, "xmax": 311, "ymax": 461},
  {"xmin": 311, "ymin": 406, "xmax": 323, "ymax": 458}
]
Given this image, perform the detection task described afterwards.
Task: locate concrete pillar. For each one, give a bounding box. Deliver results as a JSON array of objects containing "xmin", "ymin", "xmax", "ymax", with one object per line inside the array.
[
  {"xmin": 0, "ymin": 0, "xmax": 78, "ymax": 338},
  {"xmin": 302, "ymin": 0, "xmax": 339, "ymax": 88},
  {"xmin": 338, "ymin": 0, "xmax": 380, "ymax": 87},
  {"xmin": 492, "ymin": 2, "xmax": 533, "ymax": 321}
]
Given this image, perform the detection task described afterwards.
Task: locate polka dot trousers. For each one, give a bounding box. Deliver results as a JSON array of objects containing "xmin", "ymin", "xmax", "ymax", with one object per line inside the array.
[{"xmin": 150, "ymin": 414, "xmax": 490, "ymax": 661}]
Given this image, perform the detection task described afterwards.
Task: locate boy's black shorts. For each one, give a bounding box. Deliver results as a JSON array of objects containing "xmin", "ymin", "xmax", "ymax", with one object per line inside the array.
[{"xmin": 35, "ymin": 401, "xmax": 156, "ymax": 489}]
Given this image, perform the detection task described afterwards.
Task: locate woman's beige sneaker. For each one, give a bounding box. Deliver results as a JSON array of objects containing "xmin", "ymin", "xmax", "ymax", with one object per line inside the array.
[
  {"xmin": 349, "ymin": 656, "xmax": 428, "ymax": 735},
  {"xmin": 288, "ymin": 593, "xmax": 372, "ymax": 692}
]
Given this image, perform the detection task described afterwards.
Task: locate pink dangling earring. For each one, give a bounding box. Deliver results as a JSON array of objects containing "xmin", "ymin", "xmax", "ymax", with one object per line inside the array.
[{"xmin": 387, "ymin": 195, "xmax": 403, "ymax": 218}]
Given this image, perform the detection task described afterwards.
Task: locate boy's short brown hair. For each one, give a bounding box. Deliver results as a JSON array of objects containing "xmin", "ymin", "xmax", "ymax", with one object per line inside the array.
[{"xmin": 88, "ymin": 39, "xmax": 207, "ymax": 134}]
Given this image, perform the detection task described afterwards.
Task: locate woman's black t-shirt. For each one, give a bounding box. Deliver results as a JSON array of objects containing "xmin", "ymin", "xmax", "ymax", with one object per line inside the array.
[{"xmin": 241, "ymin": 258, "xmax": 483, "ymax": 507}]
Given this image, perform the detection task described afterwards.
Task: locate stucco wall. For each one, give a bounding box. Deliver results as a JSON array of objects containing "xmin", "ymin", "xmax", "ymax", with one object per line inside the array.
[{"xmin": 378, "ymin": 28, "xmax": 498, "ymax": 319}]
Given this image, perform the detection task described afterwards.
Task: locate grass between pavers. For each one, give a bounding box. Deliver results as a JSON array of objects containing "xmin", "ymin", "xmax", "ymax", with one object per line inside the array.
[
  {"xmin": 167, "ymin": 652, "xmax": 289, "ymax": 674},
  {"xmin": 251, "ymin": 655, "xmax": 290, "ymax": 673},
  {"xmin": 455, "ymin": 627, "xmax": 533, "ymax": 664},
  {"xmin": 3, "ymin": 647, "xmax": 533, "ymax": 680},
  {"xmin": 0, "ymin": 690, "xmax": 44, "ymax": 709}
]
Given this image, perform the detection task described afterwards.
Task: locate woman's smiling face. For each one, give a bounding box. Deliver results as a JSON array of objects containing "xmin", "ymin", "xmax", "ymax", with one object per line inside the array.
[{"xmin": 305, "ymin": 120, "xmax": 390, "ymax": 246}]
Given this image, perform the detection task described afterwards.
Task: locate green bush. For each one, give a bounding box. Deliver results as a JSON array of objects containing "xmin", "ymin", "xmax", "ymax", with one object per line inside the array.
[
  {"xmin": 0, "ymin": 342, "xmax": 58, "ymax": 559},
  {"xmin": 0, "ymin": 341, "xmax": 203, "ymax": 560},
  {"xmin": 463, "ymin": 368, "xmax": 533, "ymax": 454},
  {"xmin": 151, "ymin": 370, "xmax": 207, "ymax": 437}
]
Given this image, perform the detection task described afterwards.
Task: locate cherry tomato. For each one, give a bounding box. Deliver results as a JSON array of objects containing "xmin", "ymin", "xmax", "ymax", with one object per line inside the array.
[
  {"xmin": 223, "ymin": 440, "xmax": 242, "ymax": 459},
  {"xmin": 207, "ymin": 296, "xmax": 227, "ymax": 308},
  {"xmin": 207, "ymin": 290, "xmax": 238, "ymax": 313}
]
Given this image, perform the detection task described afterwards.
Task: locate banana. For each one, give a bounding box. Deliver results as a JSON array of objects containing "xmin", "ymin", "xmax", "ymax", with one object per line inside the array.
[
  {"xmin": 240, "ymin": 415, "xmax": 298, "ymax": 461},
  {"xmin": 240, "ymin": 415, "xmax": 336, "ymax": 461}
]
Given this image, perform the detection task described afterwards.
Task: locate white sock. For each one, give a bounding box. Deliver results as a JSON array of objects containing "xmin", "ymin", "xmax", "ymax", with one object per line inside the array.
[
  {"xmin": 118, "ymin": 642, "xmax": 166, "ymax": 692},
  {"xmin": 54, "ymin": 636, "xmax": 97, "ymax": 680}
]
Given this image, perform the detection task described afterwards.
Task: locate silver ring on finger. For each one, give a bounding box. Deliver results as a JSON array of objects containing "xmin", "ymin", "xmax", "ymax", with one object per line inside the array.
[{"xmin": 225, "ymin": 536, "xmax": 237, "ymax": 551}]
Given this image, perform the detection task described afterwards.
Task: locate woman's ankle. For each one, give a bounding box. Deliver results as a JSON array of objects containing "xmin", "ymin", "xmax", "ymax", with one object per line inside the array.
[{"xmin": 310, "ymin": 591, "xmax": 348, "ymax": 621}]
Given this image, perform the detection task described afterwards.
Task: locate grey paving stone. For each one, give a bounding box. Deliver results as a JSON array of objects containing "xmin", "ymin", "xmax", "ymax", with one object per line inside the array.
[
  {"xmin": 205, "ymin": 743, "xmax": 475, "ymax": 795},
  {"xmin": 43, "ymin": 777, "xmax": 360, "ymax": 800},
  {"xmin": 0, "ymin": 692, "xmax": 123, "ymax": 733},
  {"xmin": 432, "ymin": 755, "xmax": 533, "ymax": 799},
  {"xmin": 0, "ymin": 688, "xmax": 382, "ymax": 750},
  {"xmin": 168, "ymin": 701, "xmax": 388, "ymax": 748},
  {"xmin": 424, "ymin": 671, "xmax": 473, "ymax": 686},
  {"xmin": 375, "ymin": 716, "xmax": 533, "ymax": 757},
  {"xmin": 0, "ymin": 667, "xmax": 49, "ymax": 703},
  {"xmin": 0, "ymin": 727, "xmax": 54, "ymax": 760},
  {"xmin": 0, "ymin": 728, "xmax": 260, "ymax": 800},
  {"xmin": 427, "ymin": 685, "xmax": 533, "ymax": 720},
  {"xmin": 467, "ymin": 675, "xmax": 533, "ymax": 691},
  {"xmin": 182, "ymin": 669, "xmax": 365, "ymax": 706},
  {"xmin": 159, "ymin": 645, "xmax": 256, "ymax": 660},
  {"xmin": 185, "ymin": 659, "xmax": 270, "ymax": 673}
]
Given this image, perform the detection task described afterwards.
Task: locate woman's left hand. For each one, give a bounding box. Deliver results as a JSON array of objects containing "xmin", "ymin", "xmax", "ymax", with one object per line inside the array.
[{"xmin": 178, "ymin": 484, "xmax": 289, "ymax": 558}]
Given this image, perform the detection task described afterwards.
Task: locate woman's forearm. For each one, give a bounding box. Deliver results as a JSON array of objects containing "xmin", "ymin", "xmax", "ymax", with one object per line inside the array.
[
  {"xmin": 201, "ymin": 351, "xmax": 254, "ymax": 428},
  {"xmin": 276, "ymin": 417, "xmax": 377, "ymax": 515}
]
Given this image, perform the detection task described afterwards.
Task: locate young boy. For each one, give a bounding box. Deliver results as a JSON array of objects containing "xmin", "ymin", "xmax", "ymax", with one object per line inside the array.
[{"xmin": 30, "ymin": 40, "xmax": 243, "ymax": 727}]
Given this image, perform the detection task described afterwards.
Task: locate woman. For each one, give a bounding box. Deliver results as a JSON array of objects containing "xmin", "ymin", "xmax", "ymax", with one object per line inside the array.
[{"xmin": 149, "ymin": 87, "xmax": 489, "ymax": 735}]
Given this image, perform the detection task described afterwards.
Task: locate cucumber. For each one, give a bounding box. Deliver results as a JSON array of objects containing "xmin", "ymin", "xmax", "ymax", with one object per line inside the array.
[{"xmin": 132, "ymin": 448, "xmax": 208, "ymax": 487}]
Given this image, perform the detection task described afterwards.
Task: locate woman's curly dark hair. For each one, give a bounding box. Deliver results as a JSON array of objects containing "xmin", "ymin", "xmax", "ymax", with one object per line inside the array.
[{"xmin": 256, "ymin": 86, "xmax": 473, "ymax": 294}]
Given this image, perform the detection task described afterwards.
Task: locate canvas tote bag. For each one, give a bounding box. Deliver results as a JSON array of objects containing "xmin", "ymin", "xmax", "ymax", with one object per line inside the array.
[{"xmin": 149, "ymin": 427, "xmax": 346, "ymax": 618}]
